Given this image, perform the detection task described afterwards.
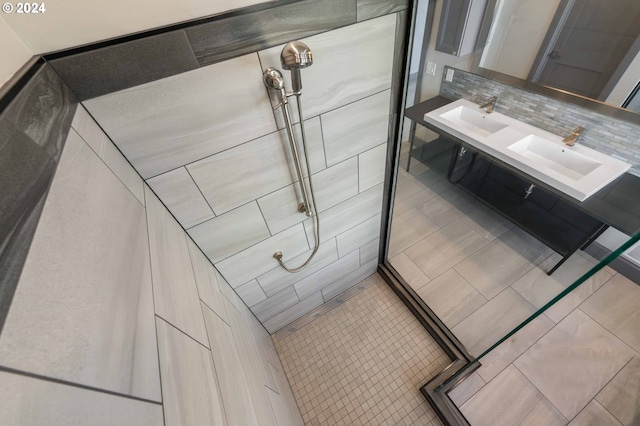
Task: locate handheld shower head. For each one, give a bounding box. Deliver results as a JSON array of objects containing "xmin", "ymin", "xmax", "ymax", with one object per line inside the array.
[
  {"xmin": 263, "ymin": 67, "xmax": 285, "ymax": 91},
  {"xmin": 280, "ymin": 41, "xmax": 313, "ymax": 93}
]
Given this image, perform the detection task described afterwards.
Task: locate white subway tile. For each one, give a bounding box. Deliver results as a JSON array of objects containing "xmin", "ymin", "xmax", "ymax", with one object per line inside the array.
[
  {"xmin": 252, "ymin": 287, "xmax": 299, "ymax": 322},
  {"xmin": 85, "ymin": 53, "xmax": 277, "ymax": 179},
  {"xmin": 188, "ymin": 202, "xmax": 270, "ymax": 263},
  {"xmin": 336, "ymin": 213, "xmax": 381, "ymax": 257},
  {"xmin": 201, "ymin": 304, "xmax": 258, "ymax": 426},
  {"xmin": 321, "ymin": 258, "xmax": 378, "ymax": 301},
  {"xmin": 215, "ymin": 224, "xmax": 310, "ymax": 288},
  {"xmin": 187, "ymin": 130, "xmax": 295, "ymax": 215},
  {"xmin": 322, "ymin": 90, "xmax": 391, "ymax": 166},
  {"xmin": 257, "ymin": 239, "xmax": 339, "ymax": 297},
  {"xmin": 71, "ymin": 104, "xmax": 108, "ymax": 156},
  {"xmin": 263, "ymin": 292, "xmax": 325, "ymax": 334},
  {"xmin": 156, "ymin": 318, "xmax": 227, "ymax": 426},
  {"xmin": 358, "ymin": 143, "xmax": 387, "ymax": 191},
  {"xmin": 258, "ymin": 14, "xmax": 396, "ymax": 119},
  {"xmin": 101, "ymin": 135, "xmax": 145, "ymax": 205},
  {"xmin": 0, "ymin": 371, "xmax": 163, "ymax": 425},
  {"xmin": 236, "ymin": 280, "xmax": 268, "ymax": 307},
  {"xmin": 145, "ymin": 186, "xmax": 209, "ymax": 346},
  {"xmin": 360, "ymin": 238, "xmax": 380, "ymax": 264},
  {"xmin": 147, "ymin": 167, "xmax": 214, "ymax": 229},
  {"xmin": 186, "ymin": 237, "xmax": 228, "ymax": 322},
  {"xmin": 257, "ymin": 157, "xmax": 358, "ymax": 234},
  {"xmin": 294, "ymin": 250, "xmax": 361, "ymax": 300},
  {"xmin": 304, "ymin": 183, "xmax": 384, "ymax": 245}
]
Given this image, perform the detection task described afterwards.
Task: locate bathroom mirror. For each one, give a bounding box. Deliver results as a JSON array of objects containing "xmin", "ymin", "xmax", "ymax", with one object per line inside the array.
[{"xmin": 471, "ymin": 0, "xmax": 640, "ymax": 122}]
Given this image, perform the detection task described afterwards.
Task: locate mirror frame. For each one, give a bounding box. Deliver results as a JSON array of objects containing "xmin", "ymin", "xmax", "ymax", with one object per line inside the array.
[{"xmin": 469, "ymin": 0, "xmax": 640, "ymax": 126}]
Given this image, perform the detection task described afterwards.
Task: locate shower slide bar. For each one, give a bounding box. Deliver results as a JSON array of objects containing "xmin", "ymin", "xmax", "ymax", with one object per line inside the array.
[{"xmin": 263, "ymin": 41, "xmax": 320, "ymax": 273}]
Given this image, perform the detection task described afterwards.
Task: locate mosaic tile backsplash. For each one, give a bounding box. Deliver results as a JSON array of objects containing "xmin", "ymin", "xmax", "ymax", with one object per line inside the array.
[{"xmin": 440, "ymin": 66, "xmax": 640, "ymax": 173}]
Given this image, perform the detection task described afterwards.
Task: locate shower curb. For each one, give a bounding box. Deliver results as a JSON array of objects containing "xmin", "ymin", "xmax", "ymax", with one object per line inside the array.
[{"xmin": 378, "ymin": 263, "xmax": 478, "ymax": 426}]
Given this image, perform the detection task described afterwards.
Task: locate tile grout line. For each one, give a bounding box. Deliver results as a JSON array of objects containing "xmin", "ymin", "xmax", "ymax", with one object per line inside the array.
[
  {"xmin": 184, "ymin": 166, "xmax": 217, "ymax": 216},
  {"xmin": 0, "ymin": 365, "xmax": 163, "ymax": 406},
  {"xmin": 155, "ymin": 314, "xmax": 210, "ymax": 351},
  {"xmin": 510, "ymin": 363, "xmax": 570, "ymax": 422},
  {"xmin": 143, "ymin": 86, "xmax": 393, "ymax": 181},
  {"xmin": 142, "ymin": 187, "xmax": 168, "ymax": 426}
]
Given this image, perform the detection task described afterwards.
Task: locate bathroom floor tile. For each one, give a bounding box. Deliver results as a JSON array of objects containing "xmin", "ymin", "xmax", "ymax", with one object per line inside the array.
[
  {"xmin": 476, "ymin": 315, "xmax": 554, "ymax": 383},
  {"xmin": 455, "ymin": 227, "xmax": 552, "ymax": 300},
  {"xmin": 419, "ymin": 187, "xmax": 477, "ymax": 229},
  {"xmin": 580, "ymin": 274, "xmax": 640, "ymax": 353},
  {"xmin": 514, "ymin": 309, "xmax": 635, "ymax": 420},
  {"xmin": 416, "ymin": 269, "xmax": 487, "ymax": 329},
  {"xmin": 452, "ymin": 288, "xmax": 538, "ymax": 356},
  {"xmin": 460, "ymin": 203, "xmax": 513, "ymax": 241},
  {"xmin": 512, "ymin": 251, "xmax": 613, "ymax": 324},
  {"xmin": 460, "ymin": 365, "xmax": 567, "ymax": 426},
  {"xmin": 405, "ymin": 220, "xmax": 488, "ymax": 280},
  {"xmin": 389, "ymin": 252, "xmax": 430, "ymax": 291},
  {"xmin": 596, "ymin": 355, "xmax": 640, "ymax": 426},
  {"xmin": 569, "ymin": 401, "xmax": 622, "ymax": 426},
  {"xmin": 448, "ymin": 372, "xmax": 485, "ymax": 407},
  {"xmin": 274, "ymin": 278, "xmax": 449, "ymax": 426},
  {"xmin": 388, "ymin": 207, "xmax": 439, "ymax": 257}
]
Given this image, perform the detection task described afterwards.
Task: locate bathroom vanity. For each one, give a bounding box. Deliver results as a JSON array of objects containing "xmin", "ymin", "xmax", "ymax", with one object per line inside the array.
[{"xmin": 405, "ymin": 97, "xmax": 640, "ymax": 274}]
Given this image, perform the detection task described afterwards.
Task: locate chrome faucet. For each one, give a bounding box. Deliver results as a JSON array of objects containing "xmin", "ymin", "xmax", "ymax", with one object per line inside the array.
[
  {"xmin": 562, "ymin": 126, "xmax": 584, "ymax": 146},
  {"xmin": 479, "ymin": 96, "xmax": 497, "ymax": 114}
]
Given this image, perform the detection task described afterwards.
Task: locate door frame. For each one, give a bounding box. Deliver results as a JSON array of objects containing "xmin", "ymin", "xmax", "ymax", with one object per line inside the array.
[{"xmin": 527, "ymin": 0, "xmax": 640, "ymax": 101}]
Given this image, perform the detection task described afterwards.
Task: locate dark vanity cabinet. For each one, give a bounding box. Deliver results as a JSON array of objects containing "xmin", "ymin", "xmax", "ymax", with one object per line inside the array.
[
  {"xmin": 410, "ymin": 134, "xmax": 605, "ymax": 274},
  {"xmin": 405, "ymin": 96, "xmax": 640, "ymax": 275}
]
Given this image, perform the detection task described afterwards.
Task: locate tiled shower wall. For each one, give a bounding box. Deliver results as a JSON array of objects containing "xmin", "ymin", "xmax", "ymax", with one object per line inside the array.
[
  {"xmin": 0, "ymin": 80, "xmax": 304, "ymax": 423},
  {"xmin": 440, "ymin": 66, "xmax": 640, "ymax": 173},
  {"xmin": 58, "ymin": 6, "xmax": 407, "ymax": 333}
]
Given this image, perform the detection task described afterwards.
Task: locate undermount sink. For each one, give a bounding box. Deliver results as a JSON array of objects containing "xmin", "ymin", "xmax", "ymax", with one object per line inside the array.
[
  {"xmin": 439, "ymin": 105, "xmax": 508, "ymax": 137},
  {"xmin": 508, "ymin": 135, "xmax": 602, "ymax": 180},
  {"xmin": 423, "ymin": 99, "xmax": 631, "ymax": 201}
]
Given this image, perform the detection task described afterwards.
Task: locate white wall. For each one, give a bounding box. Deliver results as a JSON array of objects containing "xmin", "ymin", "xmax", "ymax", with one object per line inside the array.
[
  {"xmin": 1, "ymin": 0, "xmax": 270, "ymax": 54},
  {"xmin": 0, "ymin": 16, "xmax": 33, "ymax": 88}
]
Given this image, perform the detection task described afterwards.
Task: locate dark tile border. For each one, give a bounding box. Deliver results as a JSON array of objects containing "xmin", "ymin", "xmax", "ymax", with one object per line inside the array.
[
  {"xmin": 0, "ymin": 63, "xmax": 78, "ymax": 333},
  {"xmin": 47, "ymin": 0, "xmax": 359, "ymax": 101}
]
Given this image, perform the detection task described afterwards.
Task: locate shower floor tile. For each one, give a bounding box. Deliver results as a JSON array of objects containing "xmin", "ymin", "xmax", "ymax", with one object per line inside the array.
[{"xmin": 273, "ymin": 275, "xmax": 450, "ymax": 426}]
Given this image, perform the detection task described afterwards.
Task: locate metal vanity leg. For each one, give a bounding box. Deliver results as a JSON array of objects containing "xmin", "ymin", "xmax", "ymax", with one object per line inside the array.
[
  {"xmin": 407, "ymin": 121, "xmax": 417, "ymax": 172},
  {"xmin": 547, "ymin": 223, "xmax": 609, "ymax": 275}
]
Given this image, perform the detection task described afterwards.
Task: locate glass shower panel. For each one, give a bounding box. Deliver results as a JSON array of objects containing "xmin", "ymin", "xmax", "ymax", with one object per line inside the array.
[
  {"xmin": 437, "ymin": 230, "xmax": 640, "ymax": 424},
  {"xmin": 389, "ymin": 110, "xmax": 617, "ymax": 359}
]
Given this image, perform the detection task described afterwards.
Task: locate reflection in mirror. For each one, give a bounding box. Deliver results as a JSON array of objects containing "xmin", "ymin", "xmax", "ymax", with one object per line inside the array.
[{"xmin": 475, "ymin": 0, "xmax": 640, "ymax": 108}]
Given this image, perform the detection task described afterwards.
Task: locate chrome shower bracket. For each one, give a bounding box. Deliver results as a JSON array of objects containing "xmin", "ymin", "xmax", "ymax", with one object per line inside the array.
[{"xmin": 262, "ymin": 41, "xmax": 321, "ymax": 274}]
